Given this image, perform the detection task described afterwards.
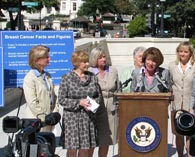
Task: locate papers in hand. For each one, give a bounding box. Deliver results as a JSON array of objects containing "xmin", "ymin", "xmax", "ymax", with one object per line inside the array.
[{"xmin": 87, "ymin": 96, "xmax": 100, "ymax": 113}]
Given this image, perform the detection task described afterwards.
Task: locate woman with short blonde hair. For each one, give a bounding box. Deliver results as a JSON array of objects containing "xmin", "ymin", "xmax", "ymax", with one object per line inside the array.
[
  {"xmin": 169, "ymin": 41, "xmax": 195, "ymax": 157},
  {"xmin": 23, "ymin": 45, "xmax": 58, "ymax": 132},
  {"xmin": 59, "ymin": 50, "xmax": 102, "ymax": 157}
]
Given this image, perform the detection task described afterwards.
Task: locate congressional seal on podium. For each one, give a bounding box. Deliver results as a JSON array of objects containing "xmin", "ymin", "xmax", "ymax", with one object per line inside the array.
[{"xmin": 126, "ymin": 116, "xmax": 161, "ymax": 152}]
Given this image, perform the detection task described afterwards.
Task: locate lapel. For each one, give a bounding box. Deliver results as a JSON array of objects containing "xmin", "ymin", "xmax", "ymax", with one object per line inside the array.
[
  {"xmin": 142, "ymin": 68, "xmax": 163, "ymax": 91},
  {"xmin": 46, "ymin": 75, "xmax": 52, "ymax": 90},
  {"xmin": 174, "ymin": 63, "xmax": 183, "ymax": 75},
  {"xmin": 174, "ymin": 61, "xmax": 193, "ymax": 76},
  {"xmin": 32, "ymin": 69, "xmax": 51, "ymax": 91}
]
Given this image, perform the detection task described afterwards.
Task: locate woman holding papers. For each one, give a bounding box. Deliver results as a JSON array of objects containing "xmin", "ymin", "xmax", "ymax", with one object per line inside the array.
[
  {"xmin": 130, "ymin": 47, "xmax": 171, "ymax": 93},
  {"xmin": 58, "ymin": 51, "xmax": 102, "ymax": 157},
  {"xmin": 89, "ymin": 47, "xmax": 119, "ymax": 157}
]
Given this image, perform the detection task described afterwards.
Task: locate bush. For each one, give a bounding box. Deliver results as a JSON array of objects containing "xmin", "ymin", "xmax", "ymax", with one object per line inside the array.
[
  {"xmin": 190, "ymin": 38, "xmax": 195, "ymax": 48},
  {"xmin": 127, "ymin": 15, "xmax": 147, "ymax": 37}
]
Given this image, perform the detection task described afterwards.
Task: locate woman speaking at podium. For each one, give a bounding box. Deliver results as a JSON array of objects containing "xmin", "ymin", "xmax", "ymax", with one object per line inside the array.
[{"xmin": 130, "ymin": 47, "xmax": 171, "ymax": 93}]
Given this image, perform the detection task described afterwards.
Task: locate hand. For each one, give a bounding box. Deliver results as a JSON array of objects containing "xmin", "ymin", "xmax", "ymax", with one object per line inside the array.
[
  {"xmin": 189, "ymin": 109, "xmax": 194, "ymax": 115},
  {"xmin": 80, "ymin": 99, "xmax": 91, "ymax": 111}
]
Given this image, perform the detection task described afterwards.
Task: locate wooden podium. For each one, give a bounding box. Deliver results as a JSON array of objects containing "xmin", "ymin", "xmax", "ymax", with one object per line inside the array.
[{"xmin": 116, "ymin": 92, "xmax": 171, "ymax": 157}]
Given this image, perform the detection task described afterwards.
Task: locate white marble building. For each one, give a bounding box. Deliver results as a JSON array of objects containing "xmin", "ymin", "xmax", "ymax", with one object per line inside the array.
[{"xmin": 59, "ymin": 0, "xmax": 84, "ymax": 19}]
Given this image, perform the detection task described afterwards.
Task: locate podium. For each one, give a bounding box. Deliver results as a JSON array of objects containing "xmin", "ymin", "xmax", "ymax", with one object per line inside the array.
[{"xmin": 116, "ymin": 92, "xmax": 171, "ymax": 157}]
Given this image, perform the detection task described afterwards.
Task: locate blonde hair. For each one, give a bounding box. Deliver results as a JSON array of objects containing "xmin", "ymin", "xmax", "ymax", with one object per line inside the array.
[
  {"xmin": 175, "ymin": 41, "xmax": 195, "ymax": 65},
  {"xmin": 89, "ymin": 47, "xmax": 105, "ymax": 67},
  {"xmin": 29, "ymin": 45, "xmax": 50, "ymax": 69},
  {"xmin": 71, "ymin": 51, "xmax": 89, "ymax": 68}
]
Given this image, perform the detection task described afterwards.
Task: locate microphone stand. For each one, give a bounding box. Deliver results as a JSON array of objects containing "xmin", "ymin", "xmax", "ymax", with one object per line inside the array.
[
  {"xmin": 113, "ymin": 81, "xmax": 130, "ymax": 105},
  {"xmin": 112, "ymin": 80, "xmax": 130, "ymax": 157}
]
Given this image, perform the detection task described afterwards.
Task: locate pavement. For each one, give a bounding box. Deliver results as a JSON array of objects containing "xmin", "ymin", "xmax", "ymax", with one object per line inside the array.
[{"xmin": 0, "ymin": 102, "xmax": 183, "ymax": 157}]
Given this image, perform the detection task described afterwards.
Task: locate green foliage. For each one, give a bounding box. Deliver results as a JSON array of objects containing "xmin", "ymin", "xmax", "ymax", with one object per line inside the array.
[
  {"xmin": 6, "ymin": 21, "xmax": 11, "ymax": 29},
  {"xmin": 77, "ymin": 0, "xmax": 117, "ymax": 17},
  {"xmin": 127, "ymin": 15, "xmax": 147, "ymax": 37},
  {"xmin": 114, "ymin": 0, "xmax": 137, "ymax": 15},
  {"xmin": 165, "ymin": 0, "xmax": 195, "ymax": 37},
  {"xmin": 0, "ymin": 0, "xmax": 59, "ymax": 30},
  {"xmin": 190, "ymin": 38, "xmax": 195, "ymax": 48}
]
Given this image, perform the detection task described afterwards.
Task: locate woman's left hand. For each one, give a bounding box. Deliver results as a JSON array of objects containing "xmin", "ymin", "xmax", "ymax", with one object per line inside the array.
[{"xmin": 79, "ymin": 99, "xmax": 91, "ymax": 111}]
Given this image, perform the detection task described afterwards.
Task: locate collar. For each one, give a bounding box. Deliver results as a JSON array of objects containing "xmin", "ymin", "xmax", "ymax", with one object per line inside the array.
[
  {"xmin": 139, "ymin": 66, "xmax": 160, "ymax": 75},
  {"xmin": 178, "ymin": 60, "xmax": 192, "ymax": 71},
  {"xmin": 91, "ymin": 65, "xmax": 110, "ymax": 75},
  {"xmin": 32, "ymin": 69, "xmax": 46, "ymax": 78}
]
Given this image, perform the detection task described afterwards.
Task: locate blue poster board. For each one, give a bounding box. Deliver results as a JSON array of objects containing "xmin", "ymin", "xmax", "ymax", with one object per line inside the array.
[
  {"xmin": 2, "ymin": 31, "xmax": 74, "ymax": 87},
  {"xmin": 0, "ymin": 47, "xmax": 3, "ymax": 107}
]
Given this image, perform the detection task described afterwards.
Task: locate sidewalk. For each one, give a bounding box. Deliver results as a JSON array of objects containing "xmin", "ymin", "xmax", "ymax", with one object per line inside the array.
[{"xmin": 0, "ymin": 104, "xmax": 179, "ymax": 157}]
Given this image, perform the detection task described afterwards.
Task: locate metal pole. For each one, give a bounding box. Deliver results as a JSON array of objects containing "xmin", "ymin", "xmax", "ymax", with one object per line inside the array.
[
  {"xmin": 151, "ymin": 4, "xmax": 155, "ymax": 36},
  {"xmin": 184, "ymin": 21, "xmax": 186, "ymax": 38},
  {"xmin": 160, "ymin": 1, "xmax": 165, "ymax": 37},
  {"xmin": 40, "ymin": 10, "xmax": 41, "ymax": 30},
  {"xmin": 18, "ymin": 0, "xmax": 22, "ymax": 30}
]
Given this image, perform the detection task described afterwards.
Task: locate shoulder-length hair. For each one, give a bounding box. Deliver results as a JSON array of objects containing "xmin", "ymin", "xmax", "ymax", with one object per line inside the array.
[
  {"xmin": 71, "ymin": 51, "xmax": 89, "ymax": 69},
  {"xmin": 29, "ymin": 45, "xmax": 50, "ymax": 69},
  {"xmin": 175, "ymin": 41, "xmax": 195, "ymax": 65},
  {"xmin": 142, "ymin": 47, "xmax": 164, "ymax": 67},
  {"xmin": 89, "ymin": 47, "xmax": 105, "ymax": 67}
]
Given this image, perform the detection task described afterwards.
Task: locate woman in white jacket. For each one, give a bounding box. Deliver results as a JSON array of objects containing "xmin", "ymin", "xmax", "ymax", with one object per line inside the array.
[
  {"xmin": 23, "ymin": 45, "xmax": 58, "ymax": 132},
  {"xmin": 169, "ymin": 41, "xmax": 195, "ymax": 157}
]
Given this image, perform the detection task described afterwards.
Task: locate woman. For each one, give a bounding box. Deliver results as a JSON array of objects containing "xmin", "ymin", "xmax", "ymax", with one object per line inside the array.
[
  {"xmin": 88, "ymin": 47, "xmax": 119, "ymax": 157},
  {"xmin": 119, "ymin": 46, "xmax": 146, "ymax": 93},
  {"xmin": 130, "ymin": 47, "xmax": 171, "ymax": 93},
  {"xmin": 23, "ymin": 45, "xmax": 58, "ymax": 132},
  {"xmin": 58, "ymin": 51, "xmax": 102, "ymax": 157},
  {"xmin": 169, "ymin": 41, "xmax": 195, "ymax": 157}
]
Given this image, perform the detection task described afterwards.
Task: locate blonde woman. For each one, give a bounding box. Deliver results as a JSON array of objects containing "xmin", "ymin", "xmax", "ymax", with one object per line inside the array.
[
  {"xmin": 89, "ymin": 47, "xmax": 119, "ymax": 157},
  {"xmin": 169, "ymin": 41, "xmax": 195, "ymax": 157},
  {"xmin": 23, "ymin": 45, "xmax": 58, "ymax": 132},
  {"xmin": 58, "ymin": 51, "xmax": 102, "ymax": 157}
]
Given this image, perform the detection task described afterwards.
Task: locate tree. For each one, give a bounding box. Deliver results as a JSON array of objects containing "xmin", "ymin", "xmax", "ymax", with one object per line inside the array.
[
  {"xmin": 127, "ymin": 15, "xmax": 147, "ymax": 37},
  {"xmin": 132, "ymin": 0, "xmax": 155, "ymax": 15},
  {"xmin": 77, "ymin": 0, "xmax": 117, "ymax": 21},
  {"xmin": 167, "ymin": 0, "xmax": 195, "ymax": 37},
  {"xmin": 0, "ymin": 0, "xmax": 59, "ymax": 30},
  {"xmin": 114, "ymin": 0, "xmax": 137, "ymax": 15},
  {"xmin": 132, "ymin": 0, "xmax": 195, "ymax": 37}
]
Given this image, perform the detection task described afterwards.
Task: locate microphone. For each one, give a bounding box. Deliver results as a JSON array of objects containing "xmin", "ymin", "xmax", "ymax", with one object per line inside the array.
[
  {"xmin": 135, "ymin": 68, "xmax": 144, "ymax": 92},
  {"xmin": 44, "ymin": 112, "xmax": 61, "ymax": 126},
  {"xmin": 155, "ymin": 74, "xmax": 168, "ymax": 91},
  {"xmin": 121, "ymin": 77, "xmax": 132, "ymax": 87}
]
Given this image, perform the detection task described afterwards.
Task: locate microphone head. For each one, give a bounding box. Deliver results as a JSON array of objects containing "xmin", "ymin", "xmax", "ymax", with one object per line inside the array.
[{"xmin": 45, "ymin": 112, "xmax": 61, "ymax": 125}]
